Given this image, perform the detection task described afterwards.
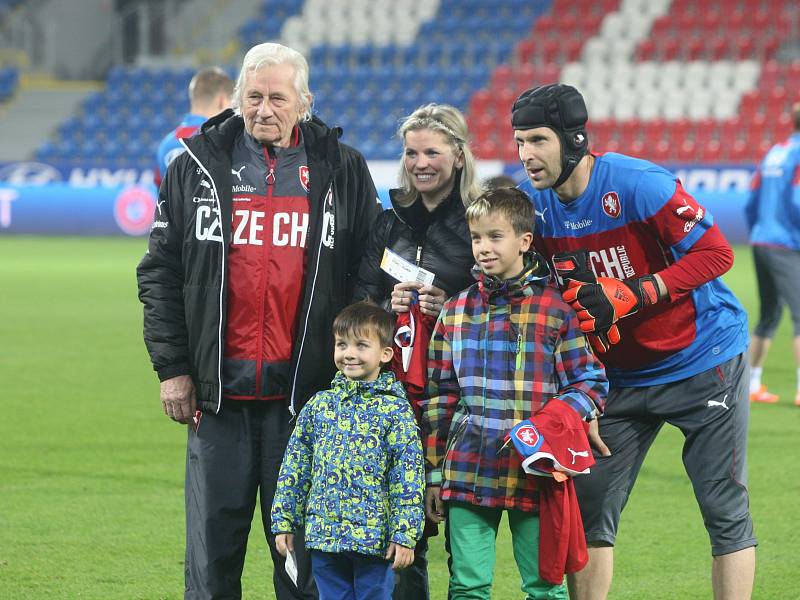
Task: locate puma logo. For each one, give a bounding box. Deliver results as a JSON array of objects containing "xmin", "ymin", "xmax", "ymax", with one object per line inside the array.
[
  {"xmin": 232, "ymin": 165, "xmax": 246, "ymax": 181},
  {"xmin": 535, "ymin": 206, "xmax": 548, "ymax": 225},
  {"xmin": 156, "ymin": 200, "xmax": 166, "ymax": 215},
  {"xmin": 676, "ymin": 205, "xmax": 691, "ymax": 215},
  {"xmin": 707, "ymin": 394, "xmax": 729, "ymax": 410},
  {"xmin": 567, "ymin": 447, "xmax": 589, "ymax": 464}
]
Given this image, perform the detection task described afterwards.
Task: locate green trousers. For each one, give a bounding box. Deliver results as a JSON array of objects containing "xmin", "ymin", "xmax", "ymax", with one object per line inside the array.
[{"xmin": 447, "ymin": 502, "xmax": 568, "ymax": 600}]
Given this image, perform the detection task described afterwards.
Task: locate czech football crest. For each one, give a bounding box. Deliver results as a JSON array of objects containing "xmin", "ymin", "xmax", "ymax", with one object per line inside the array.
[
  {"xmin": 601, "ymin": 191, "xmax": 620, "ymax": 218},
  {"xmin": 514, "ymin": 423, "xmax": 543, "ymax": 451},
  {"xmin": 299, "ymin": 166, "xmax": 310, "ymax": 193}
]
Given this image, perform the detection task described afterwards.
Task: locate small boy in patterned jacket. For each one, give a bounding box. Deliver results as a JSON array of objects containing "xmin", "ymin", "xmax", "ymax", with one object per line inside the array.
[
  {"xmin": 421, "ymin": 187, "xmax": 608, "ymax": 599},
  {"xmin": 271, "ymin": 301, "xmax": 425, "ymax": 600}
]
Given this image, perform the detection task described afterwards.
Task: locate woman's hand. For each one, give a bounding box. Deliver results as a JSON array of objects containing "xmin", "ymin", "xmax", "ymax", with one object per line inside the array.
[
  {"xmin": 391, "ymin": 282, "xmax": 446, "ymax": 317},
  {"xmin": 417, "ymin": 284, "xmax": 446, "ymax": 317},
  {"xmin": 391, "ymin": 281, "xmax": 422, "ymax": 313}
]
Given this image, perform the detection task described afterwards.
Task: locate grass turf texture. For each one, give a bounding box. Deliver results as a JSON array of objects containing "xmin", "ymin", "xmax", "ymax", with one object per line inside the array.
[{"xmin": 0, "ymin": 236, "xmax": 797, "ymax": 599}]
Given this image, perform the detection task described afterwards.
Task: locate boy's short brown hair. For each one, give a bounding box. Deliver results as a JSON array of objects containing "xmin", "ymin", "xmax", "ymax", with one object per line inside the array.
[
  {"xmin": 465, "ymin": 187, "xmax": 534, "ymax": 235},
  {"xmin": 332, "ymin": 301, "xmax": 395, "ymax": 348}
]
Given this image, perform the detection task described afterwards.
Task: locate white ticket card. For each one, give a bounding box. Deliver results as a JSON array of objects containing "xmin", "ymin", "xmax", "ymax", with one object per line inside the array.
[
  {"xmin": 380, "ymin": 248, "xmax": 435, "ymax": 286},
  {"xmin": 285, "ymin": 549, "xmax": 298, "ymax": 586}
]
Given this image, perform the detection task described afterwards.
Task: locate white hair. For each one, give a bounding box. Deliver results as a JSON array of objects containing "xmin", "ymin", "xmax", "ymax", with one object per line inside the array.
[{"xmin": 233, "ymin": 43, "xmax": 313, "ymax": 122}]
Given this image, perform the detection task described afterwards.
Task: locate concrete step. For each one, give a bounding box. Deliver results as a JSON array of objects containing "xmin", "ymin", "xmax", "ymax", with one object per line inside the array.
[{"xmin": 0, "ymin": 78, "xmax": 99, "ymax": 162}]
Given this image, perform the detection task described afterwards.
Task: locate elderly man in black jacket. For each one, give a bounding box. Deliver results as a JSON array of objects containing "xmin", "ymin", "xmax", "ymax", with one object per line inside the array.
[{"xmin": 137, "ymin": 42, "xmax": 381, "ymax": 600}]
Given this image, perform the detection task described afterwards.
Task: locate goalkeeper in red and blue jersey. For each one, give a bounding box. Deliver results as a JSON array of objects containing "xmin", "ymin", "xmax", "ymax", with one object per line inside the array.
[{"xmin": 513, "ymin": 84, "xmax": 755, "ymax": 600}]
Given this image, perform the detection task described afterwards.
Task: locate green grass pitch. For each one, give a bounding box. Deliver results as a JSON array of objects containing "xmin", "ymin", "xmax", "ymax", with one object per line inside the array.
[{"xmin": 1, "ymin": 236, "xmax": 797, "ymax": 599}]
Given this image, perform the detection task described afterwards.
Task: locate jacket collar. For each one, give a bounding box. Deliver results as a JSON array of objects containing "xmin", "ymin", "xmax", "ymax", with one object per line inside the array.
[
  {"xmin": 389, "ymin": 169, "xmax": 463, "ymax": 231},
  {"xmin": 189, "ymin": 110, "xmax": 341, "ymax": 167},
  {"xmin": 474, "ymin": 251, "xmax": 551, "ymax": 302},
  {"xmin": 330, "ymin": 370, "xmax": 405, "ymax": 399}
]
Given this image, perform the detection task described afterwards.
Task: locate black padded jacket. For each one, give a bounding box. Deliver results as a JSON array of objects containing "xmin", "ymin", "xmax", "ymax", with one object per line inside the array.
[
  {"xmin": 353, "ymin": 180, "xmax": 475, "ymax": 307},
  {"xmin": 137, "ymin": 110, "xmax": 381, "ymax": 415}
]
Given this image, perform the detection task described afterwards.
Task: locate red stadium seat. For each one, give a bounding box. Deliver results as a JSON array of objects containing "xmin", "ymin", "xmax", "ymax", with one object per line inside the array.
[
  {"xmin": 685, "ymin": 35, "xmax": 705, "ymax": 60},
  {"xmin": 534, "ymin": 14, "xmax": 554, "ymax": 33},
  {"xmin": 469, "ymin": 90, "xmax": 494, "ymax": 117},
  {"xmin": 726, "ymin": 9, "xmax": 746, "ymax": 30},
  {"xmin": 541, "ymin": 38, "xmax": 561, "ymax": 63},
  {"xmin": 708, "ymin": 35, "xmax": 728, "ymax": 60},
  {"xmin": 627, "ymin": 139, "xmax": 646, "ymax": 159},
  {"xmin": 751, "ymin": 9, "xmax": 770, "ymax": 32},
  {"xmin": 495, "ymin": 88, "xmax": 518, "ymax": 113},
  {"xmin": 644, "ymin": 119, "xmax": 668, "ymax": 145},
  {"xmin": 718, "ymin": 117, "xmax": 742, "ymax": 144},
  {"xmin": 733, "ymin": 35, "xmax": 754, "ymax": 59},
  {"xmin": 649, "ymin": 140, "xmax": 671, "ymax": 163},
  {"xmin": 491, "ymin": 65, "xmax": 514, "ymax": 91},
  {"xmin": 701, "ymin": 10, "xmax": 722, "ymax": 33},
  {"xmin": 560, "ymin": 13, "xmax": 578, "ymax": 31},
  {"xmin": 581, "ymin": 13, "xmax": 603, "ymax": 34},
  {"xmin": 474, "ymin": 138, "xmax": 499, "ymax": 159},
  {"xmin": 516, "ymin": 39, "xmax": 536, "ymax": 63},
  {"xmin": 760, "ymin": 35, "xmax": 780, "ymax": 60},
  {"xmin": 650, "ymin": 16, "xmax": 671, "ymax": 37},
  {"xmin": 636, "ymin": 39, "xmax": 656, "ymax": 61},
  {"xmin": 501, "ymin": 142, "xmax": 519, "ymax": 163},
  {"xmin": 469, "ymin": 113, "xmax": 496, "ymax": 140},
  {"xmin": 670, "ymin": 119, "xmax": 693, "ymax": 144},
  {"xmin": 758, "ymin": 138, "xmax": 773, "ymax": 157},
  {"xmin": 676, "ymin": 139, "xmax": 697, "ymax": 162},
  {"xmin": 699, "ymin": 139, "xmax": 722, "ymax": 162},
  {"xmin": 764, "ymin": 87, "xmax": 788, "ymax": 116},
  {"xmin": 677, "ymin": 13, "xmax": 695, "ymax": 32},
  {"xmin": 660, "ymin": 36, "xmax": 681, "ymax": 61},
  {"xmin": 564, "ymin": 38, "xmax": 583, "ymax": 62}
]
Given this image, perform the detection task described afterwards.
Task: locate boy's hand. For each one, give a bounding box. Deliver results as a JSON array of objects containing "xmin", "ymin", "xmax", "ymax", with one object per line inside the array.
[
  {"xmin": 588, "ymin": 419, "xmax": 611, "ymax": 457},
  {"xmin": 425, "ymin": 486, "xmax": 445, "ymax": 523},
  {"xmin": 385, "ymin": 542, "xmax": 414, "ymax": 570},
  {"xmin": 275, "ymin": 533, "xmax": 294, "ymax": 557}
]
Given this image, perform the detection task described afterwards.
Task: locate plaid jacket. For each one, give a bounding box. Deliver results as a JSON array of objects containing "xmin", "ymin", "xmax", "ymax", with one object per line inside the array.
[{"xmin": 421, "ymin": 257, "xmax": 608, "ymax": 511}]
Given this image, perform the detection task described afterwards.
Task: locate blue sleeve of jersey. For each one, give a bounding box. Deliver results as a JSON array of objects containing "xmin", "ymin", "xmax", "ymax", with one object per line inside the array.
[{"xmin": 632, "ymin": 166, "xmax": 678, "ymax": 219}]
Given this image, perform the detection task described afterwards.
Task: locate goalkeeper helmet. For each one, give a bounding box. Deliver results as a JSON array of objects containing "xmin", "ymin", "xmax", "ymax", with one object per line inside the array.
[{"xmin": 512, "ymin": 84, "xmax": 589, "ymax": 189}]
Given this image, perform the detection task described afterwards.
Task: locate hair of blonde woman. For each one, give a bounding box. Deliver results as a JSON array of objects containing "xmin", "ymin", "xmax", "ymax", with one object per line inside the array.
[
  {"xmin": 232, "ymin": 42, "xmax": 313, "ymax": 122},
  {"xmin": 396, "ymin": 103, "xmax": 482, "ymax": 207}
]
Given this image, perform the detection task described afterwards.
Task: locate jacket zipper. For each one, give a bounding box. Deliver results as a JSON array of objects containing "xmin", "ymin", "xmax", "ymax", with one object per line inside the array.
[
  {"xmin": 255, "ymin": 147, "xmax": 277, "ymax": 399},
  {"xmin": 180, "ymin": 138, "xmax": 226, "ymax": 414},
  {"xmin": 289, "ymin": 180, "xmax": 334, "ymax": 416}
]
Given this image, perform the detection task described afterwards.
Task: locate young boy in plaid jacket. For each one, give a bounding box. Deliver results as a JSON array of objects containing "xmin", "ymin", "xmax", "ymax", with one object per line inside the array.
[{"xmin": 421, "ymin": 187, "xmax": 608, "ymax": 599}]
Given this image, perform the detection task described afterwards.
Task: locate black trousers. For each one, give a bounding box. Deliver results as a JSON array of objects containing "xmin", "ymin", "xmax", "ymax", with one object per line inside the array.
[{"xmin": 184, "ymin": 400, "xmax": 317, "ymax": 600}]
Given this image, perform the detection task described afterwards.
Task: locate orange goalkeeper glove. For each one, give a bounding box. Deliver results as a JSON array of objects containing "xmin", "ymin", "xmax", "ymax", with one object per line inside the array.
[
  {"xmin": 562, "ymin": 275, "xmax": 661, "ymax": 334},
  {"xmin": 552, "ymin": 250, "xmax": 620, "ymax": 353}
]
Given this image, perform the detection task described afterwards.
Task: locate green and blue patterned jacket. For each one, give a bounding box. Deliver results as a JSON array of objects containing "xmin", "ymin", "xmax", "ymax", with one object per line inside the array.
[{"xmin": 271, "ymin": 370, "xmax": 425, "ymax": 556}]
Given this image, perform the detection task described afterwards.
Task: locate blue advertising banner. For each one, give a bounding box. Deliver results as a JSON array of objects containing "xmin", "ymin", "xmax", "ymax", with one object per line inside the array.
[
  {"xmin": 0, "ymin": 160, "xmax": 756, "ymax": 242},
  {"xmin": 0, "ymin": 183, "xmax": 158, "ymax": 236}
]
